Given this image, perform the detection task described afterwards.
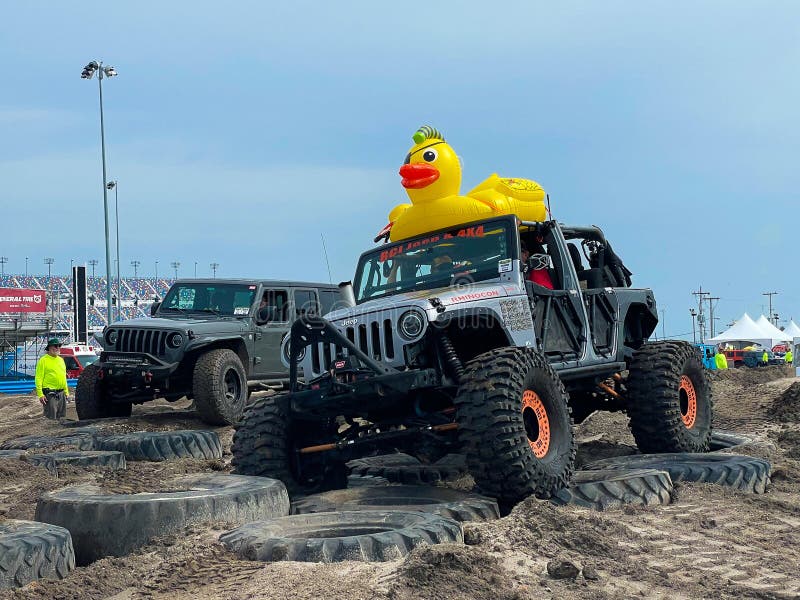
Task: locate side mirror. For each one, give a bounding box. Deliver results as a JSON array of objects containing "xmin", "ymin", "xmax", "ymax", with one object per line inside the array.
[
  {"xmin": 150, "ymin": 301, "xmax": 161, "ymax": 317},
  {"xmin": 256, "ymin": 306, "xmax": 277, "ymax": 325}
]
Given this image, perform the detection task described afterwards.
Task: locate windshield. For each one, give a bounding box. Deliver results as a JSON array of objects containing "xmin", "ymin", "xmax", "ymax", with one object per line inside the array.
[
  {"xmin": 353, "ymin": 221, "xmax": 514, "ymax": 303},
  {"xmin": 160, "ymin": 283, "xmax": 257, "ymax": 317}
]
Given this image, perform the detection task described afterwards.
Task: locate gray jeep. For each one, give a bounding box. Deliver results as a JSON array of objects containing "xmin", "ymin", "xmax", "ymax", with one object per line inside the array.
[
  {"xmin": 232, "ymin": 216, "xmax": 713, "ymax": 503},
  {"xmin": 75, "ymin": 279, "xmax": 341, "ymax": 425}
]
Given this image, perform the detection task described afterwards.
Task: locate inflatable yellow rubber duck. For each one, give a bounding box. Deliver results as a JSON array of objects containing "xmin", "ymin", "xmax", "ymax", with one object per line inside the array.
[{"xmin": 386, "ymin": 125, "xmax": 547, "ymax": 241}]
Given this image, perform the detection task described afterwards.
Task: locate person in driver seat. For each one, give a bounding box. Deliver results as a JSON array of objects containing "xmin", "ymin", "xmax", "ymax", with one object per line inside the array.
[{"xmin": 521, "ymin": 240, "xmax": 554, "ymax": 289}]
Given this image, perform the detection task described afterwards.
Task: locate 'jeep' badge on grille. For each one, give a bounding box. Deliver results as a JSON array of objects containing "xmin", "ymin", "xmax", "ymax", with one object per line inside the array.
[{"xmin": 341, "ymin": 318, "xmax": 358, "ymax": 326}]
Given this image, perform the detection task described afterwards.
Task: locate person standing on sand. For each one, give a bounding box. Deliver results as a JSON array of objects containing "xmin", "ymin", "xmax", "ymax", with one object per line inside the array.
[{"xmin": 34, "ymin": 338, "xmax": 69, "ymax": 420}]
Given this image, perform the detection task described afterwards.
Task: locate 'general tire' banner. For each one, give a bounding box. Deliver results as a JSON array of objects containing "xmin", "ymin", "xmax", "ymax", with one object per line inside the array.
[{"xmin": 0, "ymin": 288, "xmax": 46, "ymax": 313}]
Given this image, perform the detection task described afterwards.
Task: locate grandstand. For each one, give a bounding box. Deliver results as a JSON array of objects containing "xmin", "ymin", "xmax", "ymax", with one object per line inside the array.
[{"xmin": 0, "ymin": 273, "xmax": 176, "ymax": 333}]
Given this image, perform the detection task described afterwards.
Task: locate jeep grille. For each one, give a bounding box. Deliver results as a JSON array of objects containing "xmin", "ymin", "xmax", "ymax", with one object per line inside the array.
[
  {"xmin": 309, "ymin": 319, "xmax": 395, "ymax": 374},
  {"xmin": 112, "ymin": 329, "xmax": 168, "ymax": 357}
]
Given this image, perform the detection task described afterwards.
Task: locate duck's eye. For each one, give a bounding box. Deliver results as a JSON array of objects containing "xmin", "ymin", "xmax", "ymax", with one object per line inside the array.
[
  {"xmin": 403, "ymin": 152, "xmax": 411, "ymax": 165},
  {"xmin": 422, "ymin": 149, "xmax": 438, "ymax": 162}
]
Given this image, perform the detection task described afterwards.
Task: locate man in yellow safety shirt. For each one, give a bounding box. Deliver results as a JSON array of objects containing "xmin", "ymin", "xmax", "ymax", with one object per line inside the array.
[
  {"xmin": 762, "ymin": 350, "xmax": 769, "ymax": 366},
  {"xmin": 715, "ymin": 348, "xmax": 728, "ymax": 370},
  {"xmin": 786, "ymin": 349, "xmax": 793, "ymax": 366},
  {"xmin": 35, "ymin": 338, "xmax": 69, "ymax": 420}
]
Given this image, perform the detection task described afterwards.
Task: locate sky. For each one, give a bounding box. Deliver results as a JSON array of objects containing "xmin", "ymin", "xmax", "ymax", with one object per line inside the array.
[{"xmin": 0, "ymin": 1, "xmax": 798, "ymax": 339}]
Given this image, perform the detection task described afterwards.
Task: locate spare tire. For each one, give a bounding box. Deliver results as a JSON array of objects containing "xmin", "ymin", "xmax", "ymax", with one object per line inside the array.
[
  {"xmin": 0, "ymin": 520, "xmax": 75, "ymax": 589},
  {"xmin": 96, "ymin": 430, "xmax": 222, "ymax": 461},
  {"xmin": 584, "ymin": 453, "xmax": 770, "ymax": 493},
  {"xmin": 220, "ymin": 510, "xmax": 463, "ymax": 562},
  {"xmin": 292, "ymin": 486, "xmax": 499, "ymax": 522},
  {"xmin": 551, "ymin": 469, "xmax": 673, "ymax": 510},
  {"xmin": 23, "ymin": 451, "xmax": 126, "ymax": 471},
  {"xmin": 0, "ymin": 428, "xmax": 98, "ymax": 451},
  {"xmin": 347, "ymin": 453, "xmax": 466, "ymax": 485},
  {"xmin": 35, "ymin": 473, "xmax": 290, "ymax": 565}
]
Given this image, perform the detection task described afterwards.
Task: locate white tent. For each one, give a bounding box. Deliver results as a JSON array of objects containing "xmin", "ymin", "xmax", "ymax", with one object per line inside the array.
[
  {"xmin": 709, "ymin": 313, "xmax": 772, "ymax": 348},
  {"xmin": 755, "ymin": 315, "xmax": 792, "ymax": 347},
  {"xmin": 784, "ymin": 320, "xmax": 800, "ymax": 339}
]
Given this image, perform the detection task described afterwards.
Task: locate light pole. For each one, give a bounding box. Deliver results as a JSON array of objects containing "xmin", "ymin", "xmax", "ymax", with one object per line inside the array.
[
  {"xmin": 171, "ymin": 261, "xmax": 180, "ymax": 280},
  {"xmin": 155, "ymin": 260, "xmax": 159, "ymax": 279},
  {"xmin": 131, "ymin": 260, "xmax": 140, "ymax": 279},
  {"xmin": 194, "ymin": 261, "xmax": 198, "ymax": 278},
  {"xmin": 106, "ymin": 180, "xmax": 121, "ymax": 321},
  {"xmin": 81, "ymin": 59, "xmax": 118, "ymax": 324},
  {"xmin": 88, "ymin": 259, "xmax": 98, "ymax": 279},
  {"xmin": 660, "ymin": 309, "xmax": 666, "ymax": 340},
  {"xmin": 25, "ymin": 257, "xmax": 28, "ymax": 277},
  {"xmin": 689, "ymin": 308, "xmax": 697, "ymax": 344},
  {"xmin": 44, "ymin": 258, "xmax": 54, "ymax": 321},
  {"xmin": 210, "ymin": 262, "xmax": 219, "ymax": 278},
  {"xmin": 0, "ymin": 257, "xmax": 7, "ymax": 276}
]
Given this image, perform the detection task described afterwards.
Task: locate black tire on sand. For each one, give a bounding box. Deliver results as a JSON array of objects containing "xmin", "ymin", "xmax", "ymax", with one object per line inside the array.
[
  {"xmin": 23, "ymin": 451, "xmax": 126, "ymax": 471},
  {"xmin": 35, "ymin": 474, "xmax": 290, "ymax": 565},
  {"xmin": 584, "ymin": 453, "xmax": 771, "ymax": 493},
  {"xmin": 0, "ymin": 428, "xmax": 99, "ymax": 452},
  {"xmin": 96, "ymin": 430, "xmax": 222, "ymax": 461},
  {"xmin": 347, "ymin": 453, "xmax": 466, "ymax": 485},
  {"xmin": 0, "ymin": 520, "xmax": 75, "ymax": 589},
  {"xmin": 626, "ymin": 341, "xmax": 713, "ymax": 453},
  {"xmin": 292, "ymin": 485, "xmax": 499, "ymax": 522},
  {"xmin": 75, "ymin": 364, "xmax": 132, "ymax": 419},
  {"xmin": 551, "ymin": 469, "xmax": 673, "ymax": 510},
  {"xmin": 454, "ymin": 348, "xmax": 575, "ymax": 505},
  {"xmin": 192, "ymin": 349, "xmax": 248, "ymax": 426},
  {"xmin": 709, "ymin": 430, "xmax": 753, "ymax": 451},
  {"xmin": 220, "ymin": 510, "xmax": 463, "ymax": 563},
  {"xmin": 347, "ymin": 474, "xmax": 392, "ymax": 488}
]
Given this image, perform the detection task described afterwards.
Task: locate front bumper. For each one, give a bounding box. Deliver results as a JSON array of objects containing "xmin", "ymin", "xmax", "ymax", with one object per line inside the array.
[
  {"xmin": 290, "ymin": 368, "xmax": 441, "ymax": 417},
  {"xmin": 99, "ymin": 351, "xmax": 180, "ymax": 382}
]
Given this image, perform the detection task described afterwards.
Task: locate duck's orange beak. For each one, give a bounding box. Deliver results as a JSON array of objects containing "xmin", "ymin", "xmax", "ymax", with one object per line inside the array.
[{"xmin": 399, "ymin": 163, "xmax": 440, "ymax": 189}]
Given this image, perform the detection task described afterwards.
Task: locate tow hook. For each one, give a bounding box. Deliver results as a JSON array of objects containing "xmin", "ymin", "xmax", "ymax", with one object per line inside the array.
[
  {"xmin": 98, "ymin": 369, "xmax": 104, "ymax": 380},
  {"xmin": 144, "ymin": 371, "xmax": 153, "ymax": 383}
]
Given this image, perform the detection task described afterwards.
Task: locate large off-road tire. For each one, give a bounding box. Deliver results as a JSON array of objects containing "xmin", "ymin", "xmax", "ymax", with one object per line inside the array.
[
  {"xmin": 626, "ymin": 341, "xmax": 713, "ymax": 453},
  {"xmin": 232, "ymin": 396, "xmax": 347, "ymax": 497},
  {"xmin": 96, "ymin": 430, "xmax": 222, "ymax": 461},
  {"xmin": 454, "ymin": 348, "xmax": 575, "ymax": 505},
  {"xmin": 347, "ymin": 453, "xmax": 466, "ymax": 485},
  {"xmin": 0, "ymin": 520, "xmax": 75, "ymax": 589},
  {"xmin": 709, "ymin": 430, "xmax": 753, "ymax": 451},
  {"xmin": 584, "ymin": 453, "xmax": 771, "ymax": 493},
  {"xmin": 192, "ymin": 349, "xmax": 248, "ymax": 426},
  {"xmin": 551, "ymin": 469, "xmax": 673, "ymax": 510},
  {"xmin": 292, "ymin": 485, "xmax": 499, "ymax": 522},
  {"xmin": 35, "ymin": 474, "xmax": 290, "ymax": 565},
  {"xmin": 75, "ymin": 364, "xmax": 133, "ymax": 419},
  {"xmin": 0, "ymin": 428, "xmax": 99, "ymax": 451},
  {"xmin": 23, "ymin": 451, "xmax": 126, "ymax": 471},
  {"xmin": 220, "ymin": 510, "xmax": 463, "ymax": 563}
]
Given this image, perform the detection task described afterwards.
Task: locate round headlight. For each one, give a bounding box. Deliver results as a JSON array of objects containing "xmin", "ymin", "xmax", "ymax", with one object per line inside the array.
[
  {"xmin": 167, "ymin": 332, "xmax": 184, "ymax": 348},
  {"xmin": 282, "ymin": 335, "xmax": 306, "ymax": 366},
  {"xmin": 398, "ymin": 310, "xmax": 426, "ymax": 341},
  {"xmin": 105, "ymin": 329, "xmax": 117, "ymax": 345}
]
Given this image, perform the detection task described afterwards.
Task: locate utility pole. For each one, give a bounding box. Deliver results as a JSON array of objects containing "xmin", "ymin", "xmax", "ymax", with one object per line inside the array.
[
  {"xmin": 210, "ymin": 262, "xmax": 219, "ymax": 278},
  {"xmin": 660, "ymin": 309, "xmax": 666, "ymax": 340},
  {"xmin": 88, "ymin": 259, "xmax": 98, "ymax": 279},
  {"xmin": 171, "ymin": 261, "xmax": 180, "ymax": 280},
  {"xmin": 689, "ymin": 308, "xmax": 697, "ymax": 344},
  {"xmin": 44, "ymin": 258, "xmax": 54, "ymax": 323},
  {"xmin": 0, "ymin": 256, "xmax": 7, "ymax": 276},
  {"xmin": 763, "ymin": 291, "xmax": 778, "ymax": 324},
  {"xmin": 692, "ymin": 286, "xmax": 710, "ymax": 343}
]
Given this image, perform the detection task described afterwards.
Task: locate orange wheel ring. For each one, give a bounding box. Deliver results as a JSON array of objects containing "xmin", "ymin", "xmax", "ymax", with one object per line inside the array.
[
  {"xmin": 521, "ymin": 390, "xmax": 551, "ymax": 458},
  {"xmin": 679, "ymin": 375, "xmax": 697, "ymax": 428}
]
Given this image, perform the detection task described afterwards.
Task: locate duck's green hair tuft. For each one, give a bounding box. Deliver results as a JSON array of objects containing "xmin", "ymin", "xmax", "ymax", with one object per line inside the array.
[{"xmin": 412, "ymin": 125, "xmax": 445, "ymax": 145}]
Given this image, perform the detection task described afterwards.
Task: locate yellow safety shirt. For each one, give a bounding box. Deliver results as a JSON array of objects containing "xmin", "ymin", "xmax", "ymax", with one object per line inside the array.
[
  {"xmin": 715, "ymin": 353, "xmax": 728, "ymax": 370},
  {"xmin": 786, "ymin": 351, "xmax": 793, "ymax": 363},
  {"xmin": 34, "ymin": 354, "xmax": 69, "ymax": 398}
]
